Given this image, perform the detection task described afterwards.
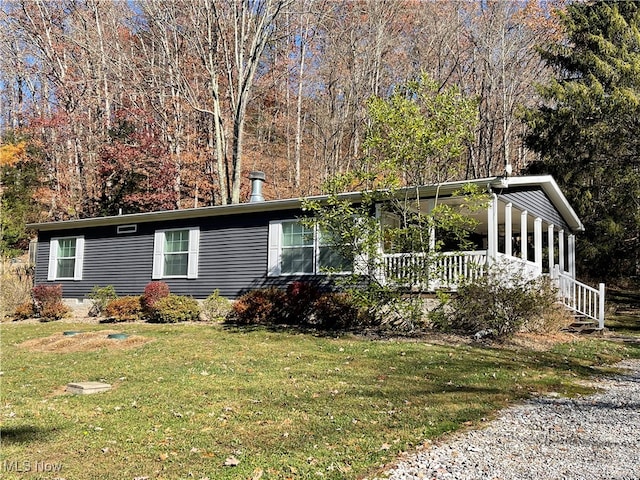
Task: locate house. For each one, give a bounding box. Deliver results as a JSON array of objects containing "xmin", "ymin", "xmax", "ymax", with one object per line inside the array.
[{"xmin": 28, "ymin": 173, "xmax": 605, "ymax": 328}]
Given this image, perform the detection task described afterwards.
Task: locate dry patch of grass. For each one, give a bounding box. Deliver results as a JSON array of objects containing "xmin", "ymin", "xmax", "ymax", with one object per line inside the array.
[
  {"xmin": 17, "ymin": 329, "xmax": 152, "ymax": 353},
  {"xmin": 506, "ymin": 332, "xmax": 581, "ymax": 351}
]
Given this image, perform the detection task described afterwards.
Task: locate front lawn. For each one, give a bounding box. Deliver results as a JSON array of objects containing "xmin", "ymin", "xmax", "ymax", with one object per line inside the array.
[
  {"xmin": 606, "ymin": 288, "xmax": 640, "ymax": 336},
  {"xmin": 1, "ymin": 322, "xmax": 638, "ymax": 479}
]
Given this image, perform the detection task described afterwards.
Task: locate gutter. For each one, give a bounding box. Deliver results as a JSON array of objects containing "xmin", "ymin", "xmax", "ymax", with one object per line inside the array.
[{"xmin": 27, "ymin": 175, "xmax": 583, "ymax": 234}]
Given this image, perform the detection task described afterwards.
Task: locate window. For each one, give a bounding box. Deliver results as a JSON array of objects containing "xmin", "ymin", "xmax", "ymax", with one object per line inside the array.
[
  {"xmin": 152, "ymin": 227, "xmax": 199, "ymax": 279},
  {"xmin": 268, "ymin": 221, "xmax": 352, "ymax": 276},
  {"xmin": 318, "ymin": 229, "xmax": 353, "ymax": 272},
  {"xmin": 47, "ymin": 236, "xmax": 84, "ymax": 280},
  {"xmin": 281, "ymin": 222, "xmax": 315, "ymax": 274}
]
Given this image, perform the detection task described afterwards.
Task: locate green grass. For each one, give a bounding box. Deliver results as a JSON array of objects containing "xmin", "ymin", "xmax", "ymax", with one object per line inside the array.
[
  {"xmin": 1, "ymin": 322, "xmax": 639, "ymax": 480},
  {"xmin": 605, "ymin": 288, "xmax": 640, "ymax": 336}
]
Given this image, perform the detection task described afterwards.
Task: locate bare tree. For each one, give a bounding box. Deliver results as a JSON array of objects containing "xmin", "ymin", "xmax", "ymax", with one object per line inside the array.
[
  {"xmin": 457, "ymin": 0, "xmax": 556, "ymax": 177},
  {"xmin": 139, "ymin": 0, "xmax": 291, "ymax": 205}
]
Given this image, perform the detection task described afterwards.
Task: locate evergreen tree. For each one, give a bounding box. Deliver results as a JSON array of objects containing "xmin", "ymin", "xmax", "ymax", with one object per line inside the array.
[{"xmin": 524, "ymin": 0, "xmax": 640, "ymax": 281}]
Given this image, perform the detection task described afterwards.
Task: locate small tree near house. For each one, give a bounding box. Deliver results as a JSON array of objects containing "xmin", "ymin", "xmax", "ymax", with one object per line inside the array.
[
  {"xmin": 302, "ymin": 73, "xmax": 484, "ymax": 331},
  {"xmin": 302, "ymin": 183, "xmax": 487, "ymax": 331}
]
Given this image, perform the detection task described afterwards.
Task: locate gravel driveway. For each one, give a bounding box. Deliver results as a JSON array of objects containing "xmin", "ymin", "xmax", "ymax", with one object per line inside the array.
[{"xmin": 379, "ymin": 359, "xmax": 640, "ymax": 480}]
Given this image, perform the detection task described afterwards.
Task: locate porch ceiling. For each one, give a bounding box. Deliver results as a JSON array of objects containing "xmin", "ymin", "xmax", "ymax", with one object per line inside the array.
[{"xmin": 413, "ymin": 197, "xmax": 555, "ymax": 236}]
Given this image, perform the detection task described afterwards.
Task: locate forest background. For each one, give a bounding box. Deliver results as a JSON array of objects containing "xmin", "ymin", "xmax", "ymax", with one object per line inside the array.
[{"xmin": 0, "ymin": 0, "xmax": 638, "ymax": 282}]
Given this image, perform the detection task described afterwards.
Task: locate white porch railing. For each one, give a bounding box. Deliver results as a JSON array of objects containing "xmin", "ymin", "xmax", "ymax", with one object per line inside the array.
[
  {"xmin": 552, "ymin": 266, "xmax": 605, "ymax": 329},
  {"xmin": 494, "ymin": 253, "xmax": 542, "ymax": 280},
  {"xmin": 382, "ymin": 251, "xmax": 487, "ymax": 290},
  {"xmin": 382, "ymin": 251, "xmax": 605, "ymax": 329}
]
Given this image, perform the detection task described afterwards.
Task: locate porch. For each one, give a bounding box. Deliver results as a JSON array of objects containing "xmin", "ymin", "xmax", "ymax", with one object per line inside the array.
[{"xmin": 378, "ymin": 187, "xmax": 605, "ymax": 329}]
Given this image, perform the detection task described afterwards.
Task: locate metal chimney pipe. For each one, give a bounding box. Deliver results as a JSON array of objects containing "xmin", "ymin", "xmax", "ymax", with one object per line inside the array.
[{"xmin": 248, "ymin": 171, "xmax": 265, "ymax": 203}]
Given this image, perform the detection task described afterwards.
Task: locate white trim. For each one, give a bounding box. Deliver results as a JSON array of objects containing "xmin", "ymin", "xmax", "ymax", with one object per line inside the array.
[
  {"xmin": 534, "ymin": 217, "xmax": 542, "ymax": 272},
  {"xmin": 504, "ymin": 202, "xmax": 513, "ymax": 257},
  {"xmin": 487, "ymin": 194, "xmax": 498, "ymax": 265},
  {"xmin": 558, "ymin": 229, "xmax": 565, "ymax": 273},
  {"xmin": 117, "ymin": 224, "xmax": 137, "ymax": 234},
  {"xmin": 548, "ymin": 224, "xmax": 555, "ymax": 274},
  {"xmin": 47, "ymin": 236, "xmax": 85, "ymax": 281},
  {"xmin": 187, "ymin": 228, "xmax": 200, "ymax": 279},
  {"xmin": 47, "ymin": 240, "xmax": 57, "ymax": 281},
  {"xmin": 568, "ymin": 234, "xmax": 576, "ymax": 279},
  {"xmin": 74, "ymin": 237, "xmax": 84, "ymax": 280},
  {"xmin": 152, "ymin": 231, "xmax": 164, "ymax": 279},
  {"xmin": 267, "ymin": 221, "xmax": 282, "ymax": 277},
  {"xmin": 520, "ymin": 210, "xmax": 528, "ymax": 261},
  {"xmin": 152, "ymin": 227, "xmax": 199, "ymax": 279}
]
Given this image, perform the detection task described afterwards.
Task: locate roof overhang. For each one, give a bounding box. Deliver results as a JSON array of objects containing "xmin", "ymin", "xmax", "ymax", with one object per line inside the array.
[
  {"xmin": 491, "ymin": 175, "xmax": 584, "ymax": 232},
  {"xmin": 28, "ymin": 175, "xmax": 583, "ymax": 233}
]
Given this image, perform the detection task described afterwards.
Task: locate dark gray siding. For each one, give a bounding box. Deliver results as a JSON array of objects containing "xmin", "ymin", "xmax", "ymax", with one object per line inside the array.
[
  {"xmin": 498, "ymin": 187, "xmax": 570, "ymax": 230},
  {"xmin": 34, "ymin": 210, "xmax": 312, "ymax": 300}
]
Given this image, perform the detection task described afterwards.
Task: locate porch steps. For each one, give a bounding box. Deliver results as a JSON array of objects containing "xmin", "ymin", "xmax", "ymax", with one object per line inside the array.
[{"xmin": 563, "ymin": 314, "xmax": 601, "ymax": 334}]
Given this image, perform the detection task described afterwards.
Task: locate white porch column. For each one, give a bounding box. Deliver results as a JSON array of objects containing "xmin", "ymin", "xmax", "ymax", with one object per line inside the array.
[
  {"xmin": 534, "ymin": 217, "xmax": 543, "ymax": 273},
  {"xmin": 520, "ymin": 210, "xmax": 528, "ymax": 261},
  {"xmin": 568, "ymin": 234, "xmax": 576, "ymax": 279},
  {"xmin": 425, "ymin": 199, "xmax": 436, "ymax": 251},
  {"xmin": 547, "ymin": 224, "xmax": 555, "ymax": 273},
  {"xmin": 504, "ymin": 202, "xmax": 513, "ymax": 257},
  {"xmin": 487, "ymin": 194, "xmax": 498, "ymax": 265},
  {"xmin": 558, "ymin": 229, "xmax": 565, "ymax": 273}
]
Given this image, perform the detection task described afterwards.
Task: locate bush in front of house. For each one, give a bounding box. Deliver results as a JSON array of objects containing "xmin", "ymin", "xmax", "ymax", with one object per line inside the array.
[
  {"xmin": 312, "ymin": 292, "xmax": 370, "ymax": 330},
  {"xmin": 32, "ymin": 284, "xmax": 70, "ymax": 321},
  {"xmin": 519, "ymin": 278, "xmax": 574, "ymax": 333},
  {"xmin": 14, "ymin": 300, "xmax": 35, "ymax": 320},
  {"xmin": 230, "ymin": 287, "xmax": 287, "ymax": 325},
  {"xmin": 147, "ymin": 294, "xmax": 201, "ymax": 323},
  {"xmin": 285, "ymin": 281, "xmax": 321, "ymax": 325},
  {"xmin": 229, "ymin": 286, "xmax": 368, "ymax": 331},
  {"xmin": 88, "ymin": 285, "xmax": 117, "ymax": 317},
  {"xmin": 201, "ymin": 289, "xmax": 232, "ymax": 322},
  {"xmin": 142, "ymin": 281, "xmax": 170, "ymax": 311},
  {"xmin": 2, "ymin": 259, "xmax": 33, "ymax": 320},
  {"xmin": 433, "ymin": 263, "xmax": 562, "ymax": 340},
  {"xmin": 104, "ymin": 296, "xmax": 143, "ymax": 322}
]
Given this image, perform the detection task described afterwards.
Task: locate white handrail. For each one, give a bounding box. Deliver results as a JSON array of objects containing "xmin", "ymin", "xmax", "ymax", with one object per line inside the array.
[
  {"xmin": 552, "ymin": 266, "xmax": 605, "ymax": 329},
  {"xmin": 382, "ymin": 252, "xmax": 605, "ymax": 329}
]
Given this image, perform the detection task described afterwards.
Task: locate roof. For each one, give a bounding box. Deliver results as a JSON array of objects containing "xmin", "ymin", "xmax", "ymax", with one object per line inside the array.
[{"xmin": 28, "ymin": 175, "xmax": 584, "ymax": 233}]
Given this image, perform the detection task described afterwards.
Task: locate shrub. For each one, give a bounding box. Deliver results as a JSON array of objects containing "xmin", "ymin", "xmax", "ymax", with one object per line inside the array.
[
  {"xmin": 40, "ymin": 302, "xmax": 71, "ymax": 322},
  {"xmin": 142, "ymin": 281, "xmax": 170, "ymax": 311},
  {"xmin": 88, "ymin": 285, "xmax": 117, "ymax": 317},
  {"xmin": 147, "ymin": 295, "xmax": 200, "ymax": 323},
  {"xmin": 14, "ymin": 301, "xmax": 35, "ymax": 320},
  {"xmin": 521, "ymin": 279, "xmax": 574, "ymax": 333},
  {"xmin": 312, "ymin": 293, "xmax": 367, "ymax": 330},
  {"xmin": 438, "ymin": 263, "xmax": 561, "ymax": 340},
  {"xmin": 285, "ymin": 281, "xmax": 321, "ymax": 325},
  {"xmin": 32, "ymin": 284, "xmax": 69, "ymax": 321},
  {"xmin": 1, "ymin": 260, "xmax": 33, "ymax": 320},
  {"xmin": 201, "ymin": 290, "xmax": 232, "ymax": 322},
  {"xmin": 230, "ymin": 288, "xmax": 287, "ymax": 325},
  {"xmin": 104, "ymin": 296, "xmax": 143, "ymax": 322}
]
